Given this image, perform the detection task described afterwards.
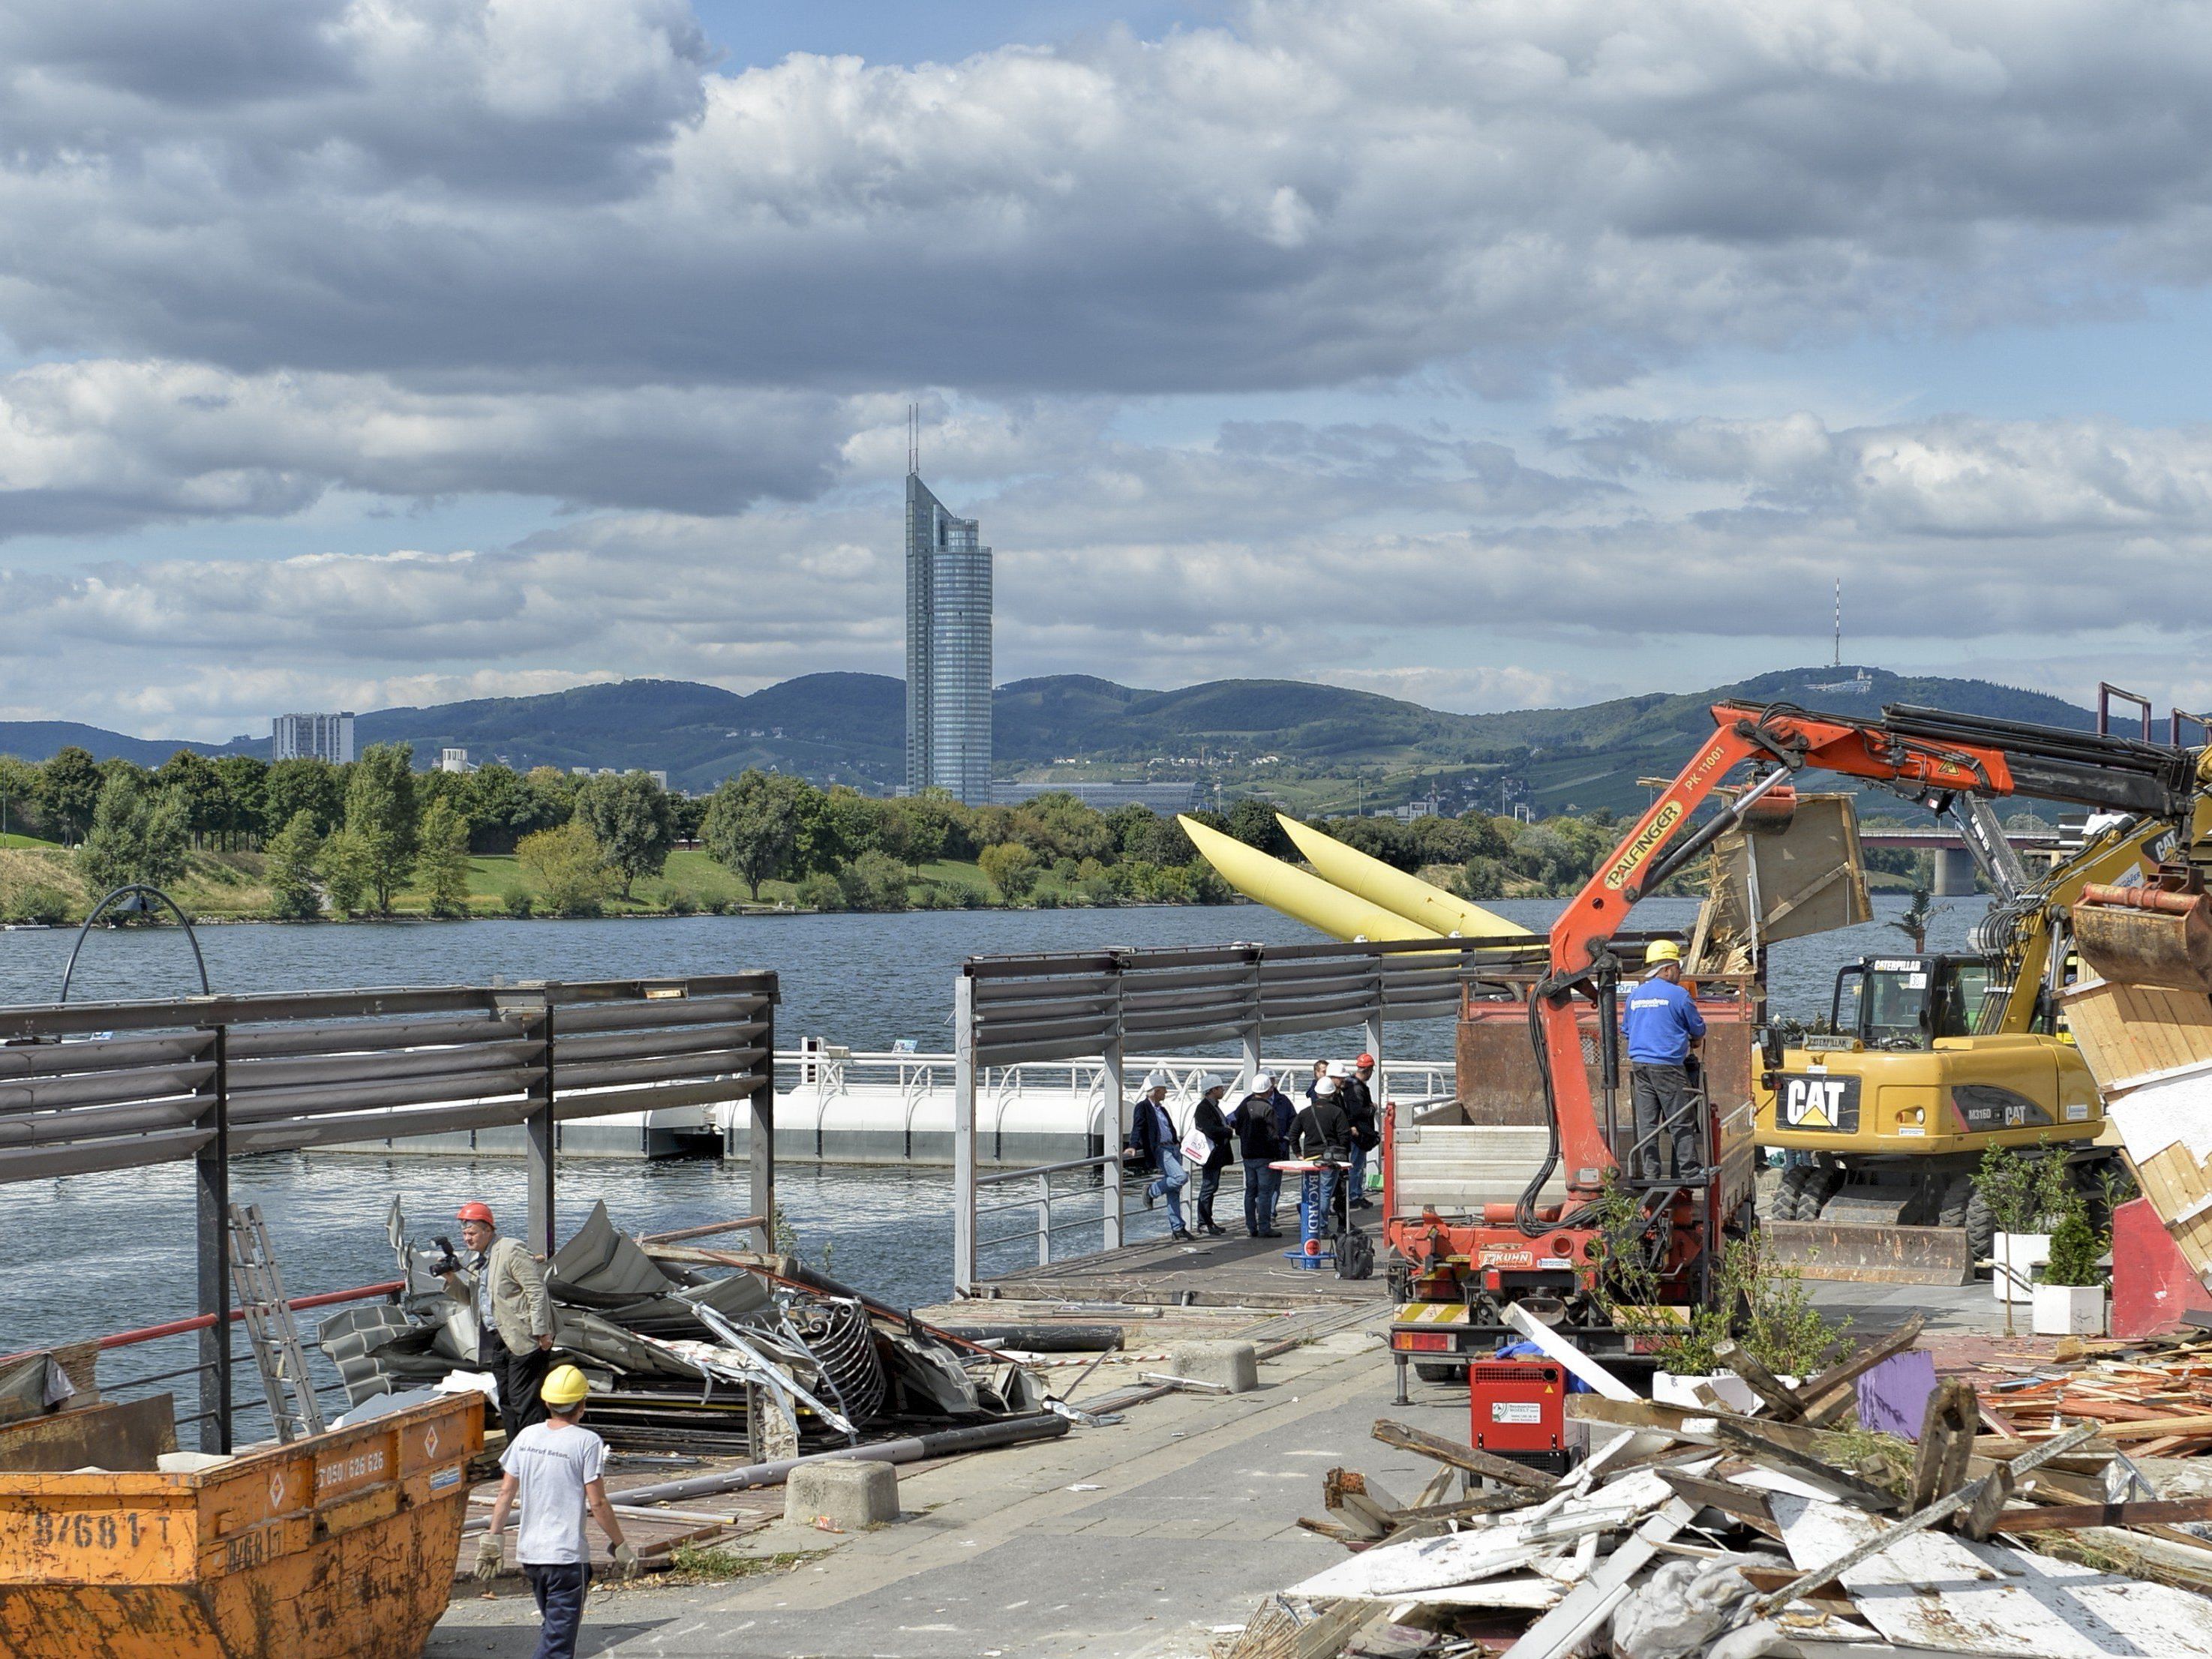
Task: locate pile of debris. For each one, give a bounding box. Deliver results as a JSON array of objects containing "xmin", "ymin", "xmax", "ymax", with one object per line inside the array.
[
  {"xmin": 1235, "ymin": 1316, "xmax": 2212, "ymax": 1659},
  {"xmin": 319, "ymin": 1202, "xmax": 1043, "ymax": 1454},
  {"xmin": 1973, "ymin": 1332, "xmax": 2212, "ymax": 1454}
]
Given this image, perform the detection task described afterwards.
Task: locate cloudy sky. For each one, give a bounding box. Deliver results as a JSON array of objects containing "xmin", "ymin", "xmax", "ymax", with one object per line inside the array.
[{"xmin": 8, "ymin": 0, "xmax": 2212, "ymax": 739}]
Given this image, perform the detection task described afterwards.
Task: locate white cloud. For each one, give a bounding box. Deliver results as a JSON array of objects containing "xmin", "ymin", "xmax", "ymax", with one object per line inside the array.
[
  {"xmin": 14, "ymin": 406, "xmax": 2212, "ymax": 737},
  {"xmin": 7, "ymin": 0, "xmax": 2212, "ymax": 396}
]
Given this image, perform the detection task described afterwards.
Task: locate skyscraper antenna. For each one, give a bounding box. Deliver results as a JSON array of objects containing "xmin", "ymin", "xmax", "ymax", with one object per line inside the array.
[
  {"xmin": 1832, "ymin": 578, "xmax": 1842, "ymax": 669},
  {"xmin": 907, "ymin": 404, "xmax": 918, "ymax": 476}
]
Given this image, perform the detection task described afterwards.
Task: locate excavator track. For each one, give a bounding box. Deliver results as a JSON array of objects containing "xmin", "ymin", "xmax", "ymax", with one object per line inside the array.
[{"xmin": 1756, "ymin": 1166, "xmax": 1979, "ymax": 1284}]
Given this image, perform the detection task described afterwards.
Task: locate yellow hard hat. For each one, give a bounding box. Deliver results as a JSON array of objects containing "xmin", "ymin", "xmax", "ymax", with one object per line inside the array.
[
  {"xmin": 541, "ymin": 1364, "xmax": 590, "ymax": 1408},
  {"xmin": 1645, "ymin": 940, "xmax": 1683, "ymax": 965}
]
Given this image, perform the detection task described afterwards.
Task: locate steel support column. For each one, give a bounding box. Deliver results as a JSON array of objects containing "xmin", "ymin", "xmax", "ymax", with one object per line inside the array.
[
  {"xmin": 525, "ymin": 1000, "xmax": 557, "ymax": 1258},
  {"xmin": 1100, "ymin": 1029, "xmax": 1125, "ymax": 1254},
  {"xmin": 749, "ymin": 996, "xmax": 776, "ymax": 1247},
  {"xmin": 952, "ymin": 974, "xmax": 979, "ymax": 1293},
  {"xmin": 195, "ymin": 1027, "xmax": 231, "ymax": 1454}
]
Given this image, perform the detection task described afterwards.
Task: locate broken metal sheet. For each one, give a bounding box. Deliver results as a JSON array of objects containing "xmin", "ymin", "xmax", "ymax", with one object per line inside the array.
[
  {"xmin": 1289, "ymin": 1500, "xmax": 1664, "ymax": 1600},
  {"xmin": 547, "ymin": 1198, "xmax": 686, "ymax": 1306},
  {"xmin": 1339, "ymin": 1577, "xmax": 1566, "ymax": 1610},
  {"xmin": 1772, "ymin": 1492, "xmax": 2212, "ymax": 1658}
]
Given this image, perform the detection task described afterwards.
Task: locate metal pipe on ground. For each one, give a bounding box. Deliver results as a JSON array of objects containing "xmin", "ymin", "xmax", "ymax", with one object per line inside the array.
[
  {"xmin": 934, "ymin": 1324, "xmax": 1123, "ymax": 1353},
  {"xmin": 498, "ymin": 1414, "xmax": 1071, "ymax": 1513}
]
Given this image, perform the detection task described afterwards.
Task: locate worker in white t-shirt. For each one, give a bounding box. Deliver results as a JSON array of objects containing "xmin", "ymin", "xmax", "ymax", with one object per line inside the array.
[{"xmin": 476, "ymin": 1364, "xmax": 639, "ymax": 1656}]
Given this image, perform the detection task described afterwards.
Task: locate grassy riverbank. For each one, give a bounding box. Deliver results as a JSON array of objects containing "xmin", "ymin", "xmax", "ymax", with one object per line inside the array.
[{"xmin": 0, "ymin": 841, "xmax": 1136, "ymax": 922}]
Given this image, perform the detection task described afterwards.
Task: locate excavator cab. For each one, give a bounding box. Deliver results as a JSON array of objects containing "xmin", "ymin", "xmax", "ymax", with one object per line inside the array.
[{"xmin": 1829, "ymin": 955, "xmax": 1992, "ymax": 1049}]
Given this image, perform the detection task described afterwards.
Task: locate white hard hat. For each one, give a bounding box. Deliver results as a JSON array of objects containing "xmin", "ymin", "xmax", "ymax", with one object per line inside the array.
[
  {"xmin": 1328, "ymin": 1060, "xmax": 1353, "ymax": 1078},
  {"xmin": 1314, "ymin": 1076, "xmax": 1340, "ymax": 1096},
  {"xmin": 1141, "ymin": 1069, "xmax": 1171, "ymax": 1090},
  {"xmin": 1252, "ymin": 1072, "xmax": 1274, "ymax": 1091},
  {"xmin": 1196, "ymin": 1072, "xmax": 1224, "ymax": 1094}
]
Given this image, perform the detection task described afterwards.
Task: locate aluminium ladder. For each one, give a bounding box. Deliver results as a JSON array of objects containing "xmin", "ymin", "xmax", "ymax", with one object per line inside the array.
[{"xmin": 227, "ymin": 1202, "xmax": 327, "ymax": 1442}]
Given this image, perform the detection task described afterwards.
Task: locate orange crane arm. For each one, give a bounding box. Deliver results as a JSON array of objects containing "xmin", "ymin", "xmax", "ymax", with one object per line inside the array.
[{"xmin": 1538, "ymin": 701, "xmax": 2037, "ymax": 1191}]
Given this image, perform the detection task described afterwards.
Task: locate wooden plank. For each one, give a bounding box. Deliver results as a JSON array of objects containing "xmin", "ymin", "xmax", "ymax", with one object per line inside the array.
[
  {"xmin": 1502, "ymin": 1303, "xmax": 1637, "ymax": 1400},
  {"xmin": 1656, "ymin": 1468, "xmax": 1777, "ymax": 1529},
  {"xmin": 1566, "ymin": 1395, "xmax": 1832, "ymax": 1456},
  {"xmin": 1988, "ymin": 1495, "xmax": 2212, "ymax": 1533},
  {"xmin": 1370, "ymin": 1418, "xmax": 1551, "ymax": 1490},
  {"xmin": 1714, "ymin": 1339, "xmax": 1807, "ymax": 1420},
  {"xmin": 1714, "ymin": 1421, "xmax": 1899, "ymax": 1514},
  {"xmin": 1289, "ymin": 1498, "xmax": 1666, "ymax": 1601},
  {"xmin": 1910, "ymin": 1377, "xmax": 1979, "ymax": 1510},
  {"xmin": 1775, "ymin": 1489, "xmax": 2212, "ymax": 1657},
  {"xmin": 1752, "ymin": 1422, "xmax": 2102, "ymax": 1619},
  {"xmin": 1797, "ymin": 1312, "xmax": 1926, "ymax": 1423},
  {"xmin": 1388, "ymin": 1490, "xmax": 1551, "ymax": 1524}
]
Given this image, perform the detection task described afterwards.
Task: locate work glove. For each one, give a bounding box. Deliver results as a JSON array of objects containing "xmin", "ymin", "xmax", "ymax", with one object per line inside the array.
[
  {"xmin": 473, "ymin": 1535, "xmax": 504, "ymax": 1582},
  {"xmin": 611, "ymin": 1541, "xmax": 641, "ymax": 1581}
]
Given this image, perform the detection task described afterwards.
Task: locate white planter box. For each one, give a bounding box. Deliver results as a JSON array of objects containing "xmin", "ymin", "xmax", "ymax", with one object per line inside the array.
[
  {"xmin": 1652, "ymin": 1371, "xmax": 1800, "ymax": 1415},
  {"xmin": 1655, "ymin": 1372, "xmax": 1758, "ymax": 1414},
  {"xmin": 2032, "ymin": 1282, "xmax": 2105, "ymax": 1336},
  {"xmin": 1993, "ymin": 1231, "xmax": 2051, "ymax": 1304}
]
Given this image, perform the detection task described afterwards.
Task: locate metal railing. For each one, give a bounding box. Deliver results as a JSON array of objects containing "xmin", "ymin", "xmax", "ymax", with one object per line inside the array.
[
  {"xmin": 0, "ymin": 974, "xmax": 777, "ymax": 1450},
  {"xmin": 950, "ymin": 936, "xmax": 1520, "ymax": 1290},
  {"xmin": 974, "ymin": 1152, "xmax": 1256, "ymax": 1268}
]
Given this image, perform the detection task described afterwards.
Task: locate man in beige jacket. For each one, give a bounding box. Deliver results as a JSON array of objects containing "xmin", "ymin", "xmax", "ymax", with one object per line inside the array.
[{"xmin": 443, "ymin": 1201, "xmax": 554, "ymax": 1438}]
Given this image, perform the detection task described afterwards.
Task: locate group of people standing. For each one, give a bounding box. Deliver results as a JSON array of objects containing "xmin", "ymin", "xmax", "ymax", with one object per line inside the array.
[{"xmin": 1123, "ymin": 1055, "xmax": 1381, "ymax": 1242}]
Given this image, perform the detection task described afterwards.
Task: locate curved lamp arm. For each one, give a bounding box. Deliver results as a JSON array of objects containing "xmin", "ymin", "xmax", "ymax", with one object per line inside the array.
[{"xmin": 58, "ymin": 884, "xmax": 210, "ymax": 1003}]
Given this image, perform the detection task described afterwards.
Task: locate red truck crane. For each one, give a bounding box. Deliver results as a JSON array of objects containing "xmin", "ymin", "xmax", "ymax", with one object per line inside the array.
[{"xmin": 1385, "ymin": 697, "xmax": 2201, "ymax": 1388}]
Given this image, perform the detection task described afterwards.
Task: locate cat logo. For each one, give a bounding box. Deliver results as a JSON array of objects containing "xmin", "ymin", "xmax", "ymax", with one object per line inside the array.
[{"xmin": 1778, "ymin": 1073, "xmax": 1859, "ymax": 1132}]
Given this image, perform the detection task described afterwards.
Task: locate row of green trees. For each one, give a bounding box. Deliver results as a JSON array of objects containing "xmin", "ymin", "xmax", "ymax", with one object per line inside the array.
[{"xmin": 2, "ymin": 738, "xmax": 1643, "ymax": 920}]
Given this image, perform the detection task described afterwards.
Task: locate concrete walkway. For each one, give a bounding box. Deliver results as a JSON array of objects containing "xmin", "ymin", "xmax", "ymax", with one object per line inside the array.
[
  {"xmin": 427, "ymin": 1280, "xmax": 2016, "ymax": 1659},
  {"xmin": 430, "ymin": 1319, "xmax": 1442, "ymax": 1659}
]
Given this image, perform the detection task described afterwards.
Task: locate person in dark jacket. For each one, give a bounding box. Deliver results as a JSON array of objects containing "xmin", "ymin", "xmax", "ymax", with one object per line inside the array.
[
  {"xmin": 1124, "ymin": 1069, "xmax": 1192, "ymax": 1240},
  {"xmin": 1190, "ymin": 1073, "xmax": 1235, "ymax": 1237},
  {"xmin": 1340, "ymin": 1055, "xmax": 1379, "ymax": 1210},
  {"xmin": 1292, "ymin": 1076, "xmax": 1355, "ymax": 1246},
  {"xmin": 1226, "ymin": 1072, "xmax": 1290, "ymax": 1238}
]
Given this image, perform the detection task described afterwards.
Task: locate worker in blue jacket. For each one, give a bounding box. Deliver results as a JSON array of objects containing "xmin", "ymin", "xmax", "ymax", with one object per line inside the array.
[{"xmin": 1620, "ymin": 940, "xmax": 1705, "ymax": 1179}]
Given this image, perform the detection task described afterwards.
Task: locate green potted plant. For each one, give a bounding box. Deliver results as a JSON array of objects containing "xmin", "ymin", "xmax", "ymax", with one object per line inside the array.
[
  {"xmin": 2033, "ymin": 1196, "xmax": 2108, "ymax": 1336},
  {"xmin": 1973, "ymin": 1147, "xmax": 2067, "ymax": 1307}
]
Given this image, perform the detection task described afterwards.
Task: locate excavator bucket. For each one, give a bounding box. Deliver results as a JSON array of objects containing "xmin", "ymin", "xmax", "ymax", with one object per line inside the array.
[
  {"xmin": 1760, "ymin": 1220, "xmax": 1975, "ymax": 1285},
  {"xmin": 2074, "ymin": 883, "xmax": 2212, "ymax": 993}
]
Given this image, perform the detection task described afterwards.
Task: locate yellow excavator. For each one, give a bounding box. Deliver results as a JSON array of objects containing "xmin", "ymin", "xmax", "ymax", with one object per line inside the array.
[{"xmin": 1758, "ymin": 790, "xmax": 2212, "ymax": 1271}]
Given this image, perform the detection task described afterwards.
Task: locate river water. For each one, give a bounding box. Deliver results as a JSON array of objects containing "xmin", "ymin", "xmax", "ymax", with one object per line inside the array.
[{"xmin": 0, "ymin": 894, "xmax": 1976, "ymax": 1364}]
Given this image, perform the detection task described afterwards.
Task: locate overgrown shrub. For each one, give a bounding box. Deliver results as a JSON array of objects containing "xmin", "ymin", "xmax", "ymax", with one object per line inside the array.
[
  {"xmin": 6, "ymin": 883, "xmax": 73, "ymax": 926},
  {"xmin": 1595, "ymin": 1183, "xmax": 1845, "ymax": 1375},
  {"xmin": 795, "ymin": 872, "xmax": 843, "ymax": 910},
  {"xmin": 503, "ymin": 889, "xmax": 535, "ymax": 919}
]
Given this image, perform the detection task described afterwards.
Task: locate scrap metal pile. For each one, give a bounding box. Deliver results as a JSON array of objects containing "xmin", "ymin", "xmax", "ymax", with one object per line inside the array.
[
  {"xmin": 318, "ymin": 1202, "xmax": 1043, "ymax": 1452},
  {"xmin": 1233, "ymin": 1316, "xmax": 2212, "ymax": 1659}
]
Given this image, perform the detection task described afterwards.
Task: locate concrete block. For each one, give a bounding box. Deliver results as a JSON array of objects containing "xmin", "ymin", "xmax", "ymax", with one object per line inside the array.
[
  {"xmin": 1168, "ymin": 1340, "xmax": 1260, "ymax": 1394},
  {"xmin": 785, "ymin": 1458, "xmax": 899, "ymax": 1530}
]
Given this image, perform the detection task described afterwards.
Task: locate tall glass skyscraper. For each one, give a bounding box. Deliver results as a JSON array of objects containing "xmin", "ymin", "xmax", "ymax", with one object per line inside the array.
[{"xmin": 905, "ymin": 470, "xmax": 993, "ymax": 805}]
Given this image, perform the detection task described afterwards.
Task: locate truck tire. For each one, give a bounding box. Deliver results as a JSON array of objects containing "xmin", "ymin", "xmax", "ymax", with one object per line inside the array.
[
  {"xmin": 1964, "ymin": 1192, "xmax": 1995, "ymax": 1267},
  {"xmin": 1802, "ymin": 1166, "xmax": 1844, "ymax": 1221},
  {"xmin": 1769, "ymin": 1164, "xmax": 1812, "ymax": 1221},
  {"xmin": 1413, "ymin": 1362, "xmax": 1462, "ymax": 1384},
  {"xmin": 1937, "ymin": 1174, "xmax": 1972, "ymax": 1230}
]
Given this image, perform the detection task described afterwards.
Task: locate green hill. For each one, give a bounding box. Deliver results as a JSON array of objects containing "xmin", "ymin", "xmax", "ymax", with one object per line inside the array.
[{"xmin": 0, "ymin": 662, "xmax": 2107, "ymax": 809}]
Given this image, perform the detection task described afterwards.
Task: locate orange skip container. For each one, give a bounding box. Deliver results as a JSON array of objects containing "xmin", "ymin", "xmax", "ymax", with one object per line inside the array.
[{"xmin": 0, "ymin": 1393, "xmax": 481, "ymax": 1659}]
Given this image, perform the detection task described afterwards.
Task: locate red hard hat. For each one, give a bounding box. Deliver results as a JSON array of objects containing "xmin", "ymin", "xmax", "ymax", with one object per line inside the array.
[
  {"xmin": 1356, "ymin": 1053, "xmax": 1375, "ymax": 1067},
  {"xmin": 456, "ymin": 1202, "xmax": 495, "ymax": 1226}
]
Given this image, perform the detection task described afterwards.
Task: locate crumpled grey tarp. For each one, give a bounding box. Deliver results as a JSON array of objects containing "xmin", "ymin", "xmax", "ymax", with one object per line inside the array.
[{"xmin": 1610, "ymin": 1558, "xmax": 1758, "ymax": 1659}]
